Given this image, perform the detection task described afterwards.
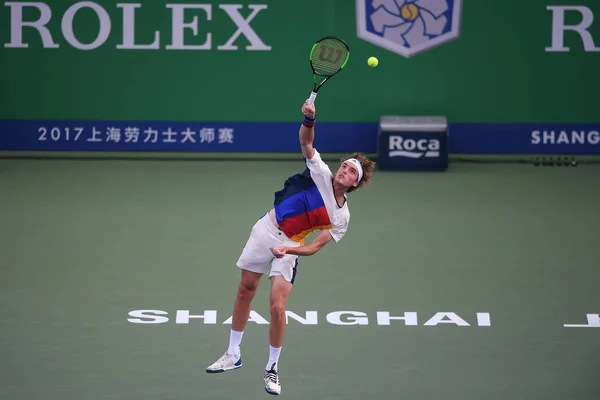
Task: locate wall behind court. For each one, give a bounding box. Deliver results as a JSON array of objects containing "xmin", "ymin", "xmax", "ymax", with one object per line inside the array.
[{"xmin": 1, "ymin": 0, "xmax": 599, "ymax": 154}]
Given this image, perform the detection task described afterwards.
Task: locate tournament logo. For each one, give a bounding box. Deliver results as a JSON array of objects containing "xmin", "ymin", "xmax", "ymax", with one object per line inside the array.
[{"xmin": 356, "ymin": 0, "xmax": 462, "ymax": 57}]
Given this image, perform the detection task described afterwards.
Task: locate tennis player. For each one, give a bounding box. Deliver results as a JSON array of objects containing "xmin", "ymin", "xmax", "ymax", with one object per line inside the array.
[{"xmin": 205, "ymin": 99, "xmax": 375, "ymax": 395}]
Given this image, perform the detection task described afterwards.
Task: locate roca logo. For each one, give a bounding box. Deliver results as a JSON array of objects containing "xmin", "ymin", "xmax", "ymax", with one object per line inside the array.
[{"xmin": 388, "ymin": 136, "xmax": 440, "ymax": 158}]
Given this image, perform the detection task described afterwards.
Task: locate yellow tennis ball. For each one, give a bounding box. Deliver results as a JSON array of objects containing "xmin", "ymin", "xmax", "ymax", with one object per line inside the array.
[{"xmin": 368, "ymin": 56, "xmax": 378, "ymax": 67}]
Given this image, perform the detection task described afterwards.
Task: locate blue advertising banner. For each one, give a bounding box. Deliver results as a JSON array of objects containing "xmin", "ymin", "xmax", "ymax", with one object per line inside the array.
[
  {"xmin": 1, "ymin": 120, "xmax": 599, "ymax": 155},
  {"xmin": 0, "ymin": 120, "xmax": 376, "ymax": 153},
  {"xmin": 450, "ymin": 124, "xmax": 600, "ymax": 155}
]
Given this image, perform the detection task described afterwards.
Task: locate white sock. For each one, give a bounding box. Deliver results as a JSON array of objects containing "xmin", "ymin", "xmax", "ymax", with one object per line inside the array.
[
  {"xmin": 228, "ymin": 330, "xmax": 243, "ymax": 356},
  {"xmin": 266, "ymin": 345, "xmax": 281, "ymax": 371}
]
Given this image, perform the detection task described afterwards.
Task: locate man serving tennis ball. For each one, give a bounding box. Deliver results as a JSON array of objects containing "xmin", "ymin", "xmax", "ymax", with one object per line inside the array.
[{"xmin": 205, "ymin": 99, "xmax": 376, "ymax": 395}]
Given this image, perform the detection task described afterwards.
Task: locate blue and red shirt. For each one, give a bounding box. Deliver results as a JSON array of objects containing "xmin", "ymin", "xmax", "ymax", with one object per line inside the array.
[{"xmin": 273, "ymin": 149, "xmax": 350, "ymax": 244}]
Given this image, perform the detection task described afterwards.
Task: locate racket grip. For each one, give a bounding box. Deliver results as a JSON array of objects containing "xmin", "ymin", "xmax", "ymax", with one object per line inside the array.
[{"xmin": 307, "ymin": 91, "xmax": 317, "ymax": 105}]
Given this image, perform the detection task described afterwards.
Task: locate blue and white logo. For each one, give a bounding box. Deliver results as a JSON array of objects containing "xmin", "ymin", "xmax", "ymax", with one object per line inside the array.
[
  {"xmin": 388, "ymin": 135, "xmax": 440, "ymax": 158},
  {"xmin": 356, "ymin": 0, "xmax": 462, "ymax": 57}
]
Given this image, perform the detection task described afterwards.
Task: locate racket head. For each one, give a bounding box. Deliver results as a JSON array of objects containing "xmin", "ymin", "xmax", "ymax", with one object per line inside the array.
[{"xmin": 309, "ymin": 36, "xmax": 350, "ymax": 77}]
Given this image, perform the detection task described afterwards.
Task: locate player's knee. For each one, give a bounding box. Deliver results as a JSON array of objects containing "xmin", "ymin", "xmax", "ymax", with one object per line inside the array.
[
  {"xmin": 237, "ymin": 279, "xmax": 258, "ymax": 300},
  {"xmin": 269, "ymin": 300, "xmax": 286, "ymax": 320},
  {"xmin": 238, "ymin": 283, "xmax": 257, "ymax": 300}
]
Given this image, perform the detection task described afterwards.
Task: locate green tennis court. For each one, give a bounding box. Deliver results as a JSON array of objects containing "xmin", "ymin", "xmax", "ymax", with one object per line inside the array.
[{"xmin": 1, "ymin": 157, "xmax": 599, "ymax": 400}]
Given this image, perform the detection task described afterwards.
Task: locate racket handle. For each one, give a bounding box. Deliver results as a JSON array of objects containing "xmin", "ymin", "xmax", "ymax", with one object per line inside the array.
[{"xmin": 307, "ymin": 91, "xmax": 317, "ymax": 105}]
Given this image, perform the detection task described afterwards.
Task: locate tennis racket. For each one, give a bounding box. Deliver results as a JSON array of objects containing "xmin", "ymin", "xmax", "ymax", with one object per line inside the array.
[{"xmin": 307, "ymin": 36, "xmax": 350, "ymax": 105}]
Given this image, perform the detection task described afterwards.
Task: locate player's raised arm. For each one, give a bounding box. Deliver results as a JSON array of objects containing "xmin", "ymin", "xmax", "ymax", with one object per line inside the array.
[{"xmin": 299, "ymin": 100, "xmax": 316, "ymax": 159}]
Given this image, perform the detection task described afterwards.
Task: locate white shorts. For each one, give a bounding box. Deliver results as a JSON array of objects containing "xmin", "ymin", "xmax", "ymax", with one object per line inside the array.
[{"xmin": 236, "ymin": 213, "xmax": 300, "ymax": 284}]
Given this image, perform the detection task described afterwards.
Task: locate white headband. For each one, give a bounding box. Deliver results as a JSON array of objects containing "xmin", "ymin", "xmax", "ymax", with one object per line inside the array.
[{"xmin": 346, "ymin": 158, "xmax": 363, "ymax": 182}]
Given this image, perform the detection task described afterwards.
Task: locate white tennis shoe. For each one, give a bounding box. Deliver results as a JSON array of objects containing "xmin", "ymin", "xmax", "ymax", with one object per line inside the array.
[
  {"xmin": 264, "ymin": 363, "xmax": 281, "ymax": 395},
  {"xmin": 205, "ymin": 350, "xmax": 242, "ymax": 373}
]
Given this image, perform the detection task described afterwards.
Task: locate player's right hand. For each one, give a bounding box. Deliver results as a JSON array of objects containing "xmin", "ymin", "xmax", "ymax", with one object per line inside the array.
[
  {"xmin": 302, "ymin": 101, "xmax": 315, "ymax": 120},
  {"xmin": 270, "ymin": 246, "xmax": 287, "ymax": 258}
]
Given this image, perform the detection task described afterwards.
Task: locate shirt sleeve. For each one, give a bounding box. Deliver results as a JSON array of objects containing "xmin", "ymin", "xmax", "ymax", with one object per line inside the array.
[
  {"xmin": 329, "ymin": 212, "xmax": 349, "ymax": 243},
  {"xmin": 305, "ymin": 148, "xmax": 332, "ymax": 177}
]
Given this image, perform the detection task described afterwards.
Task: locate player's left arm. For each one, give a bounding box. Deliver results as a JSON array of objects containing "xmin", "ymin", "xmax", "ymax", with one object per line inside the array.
[{"xmin": 270, "ymin": 230, "xmax": 333, "ymax": 257}]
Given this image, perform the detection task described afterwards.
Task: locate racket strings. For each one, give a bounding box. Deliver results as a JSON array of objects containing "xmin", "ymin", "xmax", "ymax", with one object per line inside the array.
[{"xmin": 310, "ymin": 39, "xmax": 348, "ymax": 76}]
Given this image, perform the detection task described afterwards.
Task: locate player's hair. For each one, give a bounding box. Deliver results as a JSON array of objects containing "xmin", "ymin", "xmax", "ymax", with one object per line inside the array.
[{"xmin": 342, "ymin": 152, "xmax": 376, "ymax": 193}]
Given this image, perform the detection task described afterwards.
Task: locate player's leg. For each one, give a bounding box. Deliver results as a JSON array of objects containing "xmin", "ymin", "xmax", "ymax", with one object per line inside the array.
[
  {"xmin": 263, "ymin": 257, "xmax": 297, "ymax": 395},
  {"xmin": 206, "ymin": 215, "xmax": 273, "ymax": 374},
  {"xmin": 228, "ymin": 269, "xmax": 263, "ymax": 352},
  {"xmin": 268, "ymin": 274, "xmax": 293, "ymax": 359},
  {"xmin": 206, "ymin": 269, "xmax": 264, "ymax": 373}
]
